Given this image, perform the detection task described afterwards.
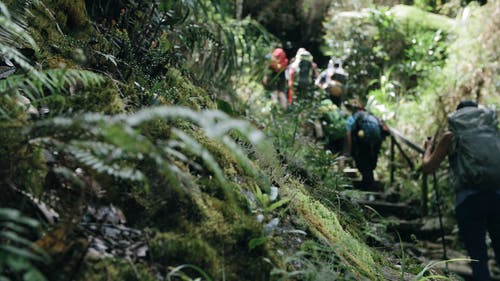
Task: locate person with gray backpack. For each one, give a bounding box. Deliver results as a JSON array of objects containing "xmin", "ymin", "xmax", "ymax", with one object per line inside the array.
[
  {"xmin": 286, "ymin": 48, "xmax": 319, "ymax": 105},
  {"xmin": 423, "ymin": 100, "xmax": 500, "ymax": 281}
]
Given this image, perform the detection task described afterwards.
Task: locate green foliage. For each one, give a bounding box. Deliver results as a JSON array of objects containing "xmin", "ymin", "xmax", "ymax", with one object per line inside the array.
[
  {"xmin": 0, "ymin": 1, "xmax": 38, "ymax": 70},
  {"xmin": 166, "ymin": 264, "xmax": 214, "ymax": 281},
  {"xmin": 0, "ymin": 69, "xmax": 104, "ymax": 99},
  {"xmin": 271, "ymin": 240, "xmax": 364, "ymax": 281},
  {"xmin": 412, "ymin": 258, "xmax": 471, "ymax": 281},
  {"xmin": 82, "ymin": 0, "xmax": 272, "ymax": 97},
  {"xmin": 316, "ymin": 100, "xmax": 347, "ymax": 139},
  {"xmin": 0, "ymin": 208, "xmax": 49, "ymax": 281},
  {"xmin": 77, "ymin": 258, "xmax": 157, "ymax": 281},
  {"xmin": 27, "ymin": 105, "xmax": 271, "ymax": 206},
  {"xmin": 323, "ymin": 5, "xmax": 449, "ymax": 105}
]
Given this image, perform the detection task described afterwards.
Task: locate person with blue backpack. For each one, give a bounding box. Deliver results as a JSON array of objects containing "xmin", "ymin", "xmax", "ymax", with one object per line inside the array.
[
  {"xmin": 423, "ymin": 100, "xmax": 500, "ymax": 281},
  {"xmin": 344, "ymin": 101, "xmax": 387, "ymax": 189}
]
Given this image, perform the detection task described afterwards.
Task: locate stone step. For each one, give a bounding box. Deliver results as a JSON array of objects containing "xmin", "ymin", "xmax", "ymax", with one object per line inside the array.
[
  {"xmin": 370, "ymin": 215, "xmax": 455, "ymax": 243},
  {"xmin": 352, "ymin": 179, "xmax": 385, "ymax": 191},
  {"xmin": 419, "ymin": 258, "xmax": 500, "ymax": 281},
  {"xmin": 389, "ymin": 238, "xmax": 500, "ymax": 280},
  {"xmin": 343, "ymin": 167, "xmax": 359, "ymax": 178},
  {"xmin": 355, "ymin": 199, "xmax": 421, "ymax": 220}
]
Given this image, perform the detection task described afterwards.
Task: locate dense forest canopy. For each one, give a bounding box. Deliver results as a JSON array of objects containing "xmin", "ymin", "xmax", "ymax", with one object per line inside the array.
[{"xmin": 0, "ymin": 0, "xmax": 498, "ymax": 281}]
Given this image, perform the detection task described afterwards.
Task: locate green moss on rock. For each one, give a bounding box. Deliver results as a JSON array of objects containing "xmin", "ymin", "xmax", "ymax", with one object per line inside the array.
[
  {"xmin": 0, "ymin": 120, "xmax": 47, "ymax": 195},
  {"xmin": 69, "ymin": 83, "xmax": 125, "ymax": 114},
  {"xmin": 150, "ymin": 232, "xmax": 220, "ymax": 278},
  {"xmin": 77, "ymin": 258, "xmax": 156, "ymax": 281},
  {"xmin": 48, "ymin": 0, "xmax": 89, "ymax": 30},
  {"xmin": 161, "ymin": 69, "xmax": 216, "ymax": 110}
]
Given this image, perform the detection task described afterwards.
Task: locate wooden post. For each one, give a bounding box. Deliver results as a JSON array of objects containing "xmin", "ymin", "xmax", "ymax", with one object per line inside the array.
[{"xmin": 421, "ymin": 174, "xmax": 428, "ymax": 217}]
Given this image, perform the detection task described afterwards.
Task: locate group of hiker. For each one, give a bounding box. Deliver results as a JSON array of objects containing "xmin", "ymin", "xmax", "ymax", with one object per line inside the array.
[
  {"xmin": 263, "ymin": 47, "xmax": 387, "ymax": 189},
  {"xmin": 263, "ymin": 47, "xmax": 500, "ymax": 280},
  {"xmin": 262, "ymin": 47, "xmax": 345, "ymax": 109}
]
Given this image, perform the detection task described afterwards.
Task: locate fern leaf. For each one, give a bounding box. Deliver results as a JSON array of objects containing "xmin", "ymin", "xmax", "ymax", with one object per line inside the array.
[
  {"xmin": 0, "ymin": 69, "xmax": 104, "ymax": 104},
  {"xmin": 171, "ymin": 128, "xmax": 228, "ymax": 187},
  {"xmin": 70, "ymin": 146, "xmax": 145, "ymax": 181}
]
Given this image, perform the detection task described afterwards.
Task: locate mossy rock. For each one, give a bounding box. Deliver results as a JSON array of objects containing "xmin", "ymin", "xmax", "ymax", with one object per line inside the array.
[
  {"xmin": 197, "ymin": 195, "xmax": 276, "ymax": 281},
  {"xmin": 138, "ymin": 119, "xmax": 172, "ymax": 141},
  {"xmin": 0, "ymin": 120, "xmax": 47, "ymax": 195},
  {"xmin": 69, "ymin": 83, "xmax": 125, "ymax": 114},
  {"xmin": 77, "ymin": 258, "xmax": 156, "ymax": 281},
  {"xmin": 39, "ymin": 94, "xmax": 68, "ymax": 115},
  {"xmin": 161, "ymin": 69, "xmax": 216, "ymax": 110},
  {"xmin": 48, "ymin": 0, "xmax": 89, "ymax": 30},
  {"xmin": 0, "ymin": 95, "xmax": 31, "ymax": 122},
  {"xmin": 150, "ymin": 232, "xmax": 220, "ymax": 278},
  {"xmin": 46, "ymin": 54, "xmax": 77, "ymax": 69}
]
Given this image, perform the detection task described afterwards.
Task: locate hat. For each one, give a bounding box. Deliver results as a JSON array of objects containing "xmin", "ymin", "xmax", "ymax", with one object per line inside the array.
[{"xmin": 296, "ymin": 48, "xmax": 310, "ymax": 57}]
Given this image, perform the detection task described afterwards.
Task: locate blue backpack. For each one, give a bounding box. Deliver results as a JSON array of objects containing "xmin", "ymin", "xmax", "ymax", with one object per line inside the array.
[{"xmin": 351, "ymin": 111, "xmax": 383, "ymax": 143}]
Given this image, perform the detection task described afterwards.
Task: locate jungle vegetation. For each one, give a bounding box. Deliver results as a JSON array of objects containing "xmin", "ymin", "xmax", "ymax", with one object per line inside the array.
[{"xmin": 0, "ymin": 0, "xmax": 498, "ymax": 281}]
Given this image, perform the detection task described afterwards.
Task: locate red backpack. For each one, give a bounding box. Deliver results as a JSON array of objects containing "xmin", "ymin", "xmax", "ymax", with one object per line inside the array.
[{"xmin": 270, "ymin": 48, "xmax": 288, "ymax": 72}]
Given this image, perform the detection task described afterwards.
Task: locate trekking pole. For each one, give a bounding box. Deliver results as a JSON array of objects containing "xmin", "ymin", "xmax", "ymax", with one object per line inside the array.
[{"xmin": 433, "ymin": 172, "xmax": 449, "ymax": 274}]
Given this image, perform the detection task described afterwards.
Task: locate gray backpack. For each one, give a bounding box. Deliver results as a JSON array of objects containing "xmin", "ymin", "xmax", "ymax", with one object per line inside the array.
[{"xmin": 448, "ymin": 106, "xmax": 500, "ymax": 191}]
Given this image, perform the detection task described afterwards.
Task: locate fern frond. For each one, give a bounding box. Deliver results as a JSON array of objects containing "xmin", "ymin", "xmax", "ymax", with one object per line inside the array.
[
  {"xmin": 0, "ymin": 2, "xmax": 37, "ymax": 48},
  {"xmin": 0, "ymin": 69, "xmax": 105, "ymax": 99},
  {"xmin": 51, "ymin": 166, "xmax": 85, "ymax": 188},
  {"xmin": 0, "ymin": 45, "xmax": 33, "ymax": 71},
  {"xmin": 220, "ymin": 135, "xmax": 257, "ymax": 177},
  {"xmin": 171, "ymin": 128, "xmax": 228, "ymax": 187},
  {"xmin": 0, "ymin": 2, "xmax": 38, "ymax": 72},
  {"xmin": 124, "ymin": 106, "xmax": 203, "ymax": 126},
  {"xmin": 69, "ymin": 145, "xmax": 145, "ymax": 182},
  {"xmin": 29, "ymin": 106, "xmax": 270, "ymax": 198},
  {"xmin": 0, "ymin": 208, "xmax": 48, "ymax": 281}
]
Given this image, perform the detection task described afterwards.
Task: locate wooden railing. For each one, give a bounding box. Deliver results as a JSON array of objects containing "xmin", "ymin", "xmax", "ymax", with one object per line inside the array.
[{"xmin": 387, "ymin": 127, "xmax": 429, "ymax": 216}]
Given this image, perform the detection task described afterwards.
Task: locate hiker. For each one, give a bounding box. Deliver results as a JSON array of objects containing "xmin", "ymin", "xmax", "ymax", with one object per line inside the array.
[
  {"xmin": 315, "ymin": 58, "xmax": 348, "ymax": 107},
  {"xmin": 344, "ymin": 101, "xmax": 386, "ymax": 189},
  {"xmin": 286, "ymin": 48, "xmax": 319, "ymax": 105},
  {"xmin": 422, "ymin": 100, "xmax": 500, "ymax": 281},
  {"xmin": 262, "ymin": 48, "xmax": 289, "ymax": 109},
  {"xmin": 316, "ymin": 99, "xmax": 347, "ymax": 154}
]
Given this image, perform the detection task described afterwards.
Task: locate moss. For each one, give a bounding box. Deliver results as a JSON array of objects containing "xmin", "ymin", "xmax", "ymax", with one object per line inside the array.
[
  {"xmin": 162, "ymin": 69, "xmax": 216, "ymax": 110},
  {"xmin": 117, "ymin": 82, "xmax": 147, "ymax": 110},
  {"xmin": 39, "ymin": 94, "xmax": 68, "ymax": 114},
  {"xmin": 283, "ymin": 184, "xmax": 378, "ymax": 279},
  {"xmin": 46, "ymin": 54, "xmax": 76, "ymax": 69},
  {"xmin": 150, "ymin": 232, "xmax": 220, "ymax": 278},
  {"xmin": 69, "ymin": 83, "xmax": 125, "ymax": 114},
  {"xmin": 48, "ymin": 0, "xmax": 89, "ymax": 30},
  {"xmin": 0, "ymin": 120, "xmax": 47, "ymax": 196},
  {"xmin": 139, "ymin": 119, "xmax": 172, "ymax": 141},
  {"xmin": 96, "ymin": 163, "xmax": 204, "ymax": 231},
  {"xmin": 195, "ymin": 190, "xmax": 277, "ymax": 281},
  {"xmin": 27, "ymin": 5, "xmax": 65, "ymax": 54},
  {"xmin": 77, "ymin": 258, "xmax": 156, "ymax": 281},
  {"xmin": 198, "ymin": 193, "xmax": 249, "ymax": 243}
]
